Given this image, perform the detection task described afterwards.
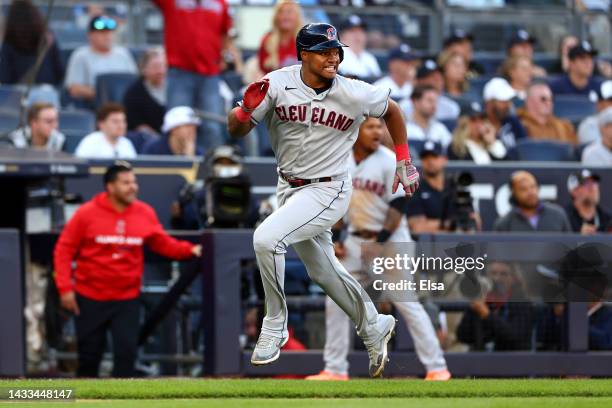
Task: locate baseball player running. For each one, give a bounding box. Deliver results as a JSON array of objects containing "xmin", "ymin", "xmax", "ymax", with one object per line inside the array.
[
  {"xmin": 305, "ymin": 117, "xmax": 451, "ymax": 381},
  {"xmin": 227, "ymin": 23, "xmax": 419, "ymax": 378}
]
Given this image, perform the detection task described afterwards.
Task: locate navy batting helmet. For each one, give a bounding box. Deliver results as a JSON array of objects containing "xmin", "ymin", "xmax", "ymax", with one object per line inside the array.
[{"xmin": 296, "ymin": 23, "xmax": 347, "ymax": 62}]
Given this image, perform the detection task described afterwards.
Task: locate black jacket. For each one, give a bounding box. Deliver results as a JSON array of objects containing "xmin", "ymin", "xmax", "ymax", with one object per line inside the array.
[{"xmin": 123, "ymin": 78, "xmax": 165, "ymax": 133}]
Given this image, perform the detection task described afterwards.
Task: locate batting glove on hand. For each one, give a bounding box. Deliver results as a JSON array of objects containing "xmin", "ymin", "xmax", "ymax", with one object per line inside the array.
[
  {"xmin": 392, "ymin": 159, "xmax": 420, "ymax": 197},
  {"xmin": 242, "ymin": 78, "xmax": 269, "ymax": 112}
]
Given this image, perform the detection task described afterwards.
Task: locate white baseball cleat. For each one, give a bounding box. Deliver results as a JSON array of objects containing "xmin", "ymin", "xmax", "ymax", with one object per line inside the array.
[
  {"xmin": 250, "ymin": 333, "xmax": 288, "ymax": 366},
  {"xmin": 365, "ymin": 315, "xmax": 397, "ymax": 378}
]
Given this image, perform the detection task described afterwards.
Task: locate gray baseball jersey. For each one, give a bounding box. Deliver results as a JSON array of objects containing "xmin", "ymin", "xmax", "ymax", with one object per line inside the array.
[{"xmin": 250, "ymin": 65, "xmax": 391, "ymax": 179}]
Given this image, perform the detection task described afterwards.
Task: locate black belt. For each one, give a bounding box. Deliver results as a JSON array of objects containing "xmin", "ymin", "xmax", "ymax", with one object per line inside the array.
[
  {"xmin": 351, "ymin": 230, "xmax": 379, "ymax": 239},
  {"xmin": 279, "ymin": 171, "xmax": 332, "ymax": 188}
]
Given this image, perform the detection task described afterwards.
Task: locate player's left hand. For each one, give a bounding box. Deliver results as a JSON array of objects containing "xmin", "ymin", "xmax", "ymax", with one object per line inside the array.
[{"xmin": 392, "ymin": 159, "xmax": 420, "ymax": 197}]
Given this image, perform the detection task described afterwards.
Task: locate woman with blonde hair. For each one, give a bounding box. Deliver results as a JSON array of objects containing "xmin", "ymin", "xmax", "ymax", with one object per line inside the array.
[
  {"xmin": 448, "ymin": 103, "xmax": 507, "ymax": 164},
  {"xmin": 257, "ymin": 0, "xmax": 303, "ymax": 75},
  {"xmin": 500, "ymin": 55, "xmax": 533, "ymax": 100},
  {"xmin": 438, "ymin": 51, "xmax": 469, "ymax": 98}
]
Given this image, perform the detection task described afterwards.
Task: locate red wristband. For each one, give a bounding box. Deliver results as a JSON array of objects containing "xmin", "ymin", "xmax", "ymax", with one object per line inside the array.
[
  {"xmin": 394, "ymin": 143, "xmax": 411, "ymax": 162},
  {"xmin": 234, "ymin": 106, "xmax": 252, "ymax": 123}
]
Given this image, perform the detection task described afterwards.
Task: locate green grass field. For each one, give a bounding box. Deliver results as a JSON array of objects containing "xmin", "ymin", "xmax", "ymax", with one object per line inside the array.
[{"xmin": 1, "ymin": 379, "xmax": 612, "ymax": 407}]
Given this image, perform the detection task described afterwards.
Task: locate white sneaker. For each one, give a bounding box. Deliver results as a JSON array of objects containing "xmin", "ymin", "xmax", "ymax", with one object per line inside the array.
[
  {"xmin": 250, "ymin": 333, "xmax": 288, "ymax": 365},
  {"xmin": 365, "ymin": 315, "xmax": 396, "ymax": 378}
]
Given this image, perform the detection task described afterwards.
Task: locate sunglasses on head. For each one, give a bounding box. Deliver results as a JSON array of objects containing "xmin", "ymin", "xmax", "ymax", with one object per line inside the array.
[{"xmin": 92, "ymin": 17, "xmax": 117, "ymax": 31}]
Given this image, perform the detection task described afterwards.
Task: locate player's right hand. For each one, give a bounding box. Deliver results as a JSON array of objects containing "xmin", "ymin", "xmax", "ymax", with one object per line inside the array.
[
  {"xmin": 242, "ymin": 78, "xmax": 269, "ymax": 112},
  {"xmin": 392, "ymin": 159, "xmax": 420, "ymax": 197},
  {"xmin": 60, "ymin": 291, "xmax": 80, "ymax": 316}
]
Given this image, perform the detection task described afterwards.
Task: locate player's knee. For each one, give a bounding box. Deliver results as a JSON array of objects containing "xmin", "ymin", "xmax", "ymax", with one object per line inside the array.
[{"xmin": 253, "ymin": 227, "xmax": 281, "ymax": 254}]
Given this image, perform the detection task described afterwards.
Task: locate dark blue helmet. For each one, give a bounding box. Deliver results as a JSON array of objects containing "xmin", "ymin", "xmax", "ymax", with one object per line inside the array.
[{"xmin": 296, "ymin": 23, "xmax": 347, "ymax": 62}]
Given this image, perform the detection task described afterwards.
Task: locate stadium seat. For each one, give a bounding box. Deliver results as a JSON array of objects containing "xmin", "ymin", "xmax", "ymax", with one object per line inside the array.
[
  {"xmin": 0, "ymin": 85, "xmax": 24, "ymax": 112},
  {"xmin": 441, "ymin": 119, "xmax": 457, "ymax": 132},
  {"xmin": 59, "ymin": 109, "xmax": 95, "ymax": 134},
  {"xmin": 509, "ymin": 139, "xmax": 575, "ymax": 161},
  {"xmin": 61, "ymin": 130, "xmax": 85, "ymax": 154},
  {"xmin": 95, "ymin": 73, "xmax": 139, "ymax": 108},
  {"xmin": 553, "ymin": 95, "xmax": 596, "ymax": 122},
  {"xmin": 0, "ymin": 111, "xmax": 20, "ymax": 133}
]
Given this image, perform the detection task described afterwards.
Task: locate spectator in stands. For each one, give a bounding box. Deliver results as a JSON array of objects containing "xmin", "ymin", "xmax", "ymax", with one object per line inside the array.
[
  {"xmin": 142, "ymin": 107, "xmax": 202, "ymax": 157},
  {"xmin": 123, "ymin": 47, "xmax": 167, "ymax": 135},
  {"xmin": 438, "ymin": 51, "xmax": 469, "ymax": 99},
  {"xmin": 257, "ymin": 0, "xmax": 302, "ymax": 75},
  {"xmin": 564, "ymin": 170, "xmax": 610, "ymax": 234},
  {"xmin": 407, "ymin": 141, "xmax": 479, "ymax": 233},
  {"xmin": 153, "ymin": 0, "xmax": 232, "ymax": 151},
  {"xmin": 483, "ymin": 77, "xmax": 527, "ymax": 147},
  {"xmin": 405, "ymin": 85, "xmax": 452, "ymax": 149},
  {"xmin": 337, "ymin": 15, "xmax": 381, "ymax": 79},
  {"xmin": 517, "ymin": 82, "xmax": 577, "ymax": 144},
  {"xmin": 506, "ymin": 29, "xmax": 547, "ymax": 78},
  {"xmin": 54, "ymin": 161, "xmax": 201, "ymax": 377},
  {"xmin": 551, "ymin": 35, "xmax": 579, "ymax": 75},
  {"xmin": 448, "ymin": 102, "xmax": 507, "ymax": 164},
  {"xmin": 456, "ymin": 261, "xmax": 533, "ymax": 351},
  {"xmin": 442, "ymin": 28, "xmax": 484, "ymax": 77},
  {"xmin": 64, "ymin": 15, "xmax": 137, "ymax": 108},
  {"xmin": 373, "ymin": 44, "xmax": 418, "ymax": 102},
  {"xmin": 578, "ymin": 80, "xmax": 612, "ymax": 144},
  {"xmin": 8, "ymin": 103, "xmax": 64, "ymax": 150},
  {"xmin": 75, "ymin": 103, "xmax": 136, "ymax": 159},
  {"xmin": 582, "ymin": 107, "xmax": 612, "ymax": 166},
  {"xmin": 550, "ymin": 41, "xmax": 600, "ymax": 97},
  {"xmin": 501, "ymin": 56, "xmax": 533, "ymax": 101},
  {"xmin": 401, "ymin": 60, "xmax": 461, "ymax": 121},
  {"xmin": 0, "ymin": 0, "xmax": 64, "ymax": 87},
  {"xmin": 493, "ymin": 171, "xmax": 571, "ymax": 232}
]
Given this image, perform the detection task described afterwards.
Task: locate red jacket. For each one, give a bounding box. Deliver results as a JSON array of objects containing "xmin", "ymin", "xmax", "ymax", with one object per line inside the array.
[
  {"xmin": 54, "ymin": 193, "xmax": 196, "ymax": 301},
  {"xmin": 154, "ymin": 0, "xmax": 232, "ymax": 76}
]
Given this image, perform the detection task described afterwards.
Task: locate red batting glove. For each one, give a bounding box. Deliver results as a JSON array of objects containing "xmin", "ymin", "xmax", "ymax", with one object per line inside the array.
[
  {"xmin": 392, "ymin": 159, "xmax": 420, "ymax": 197},
  {"xmin": 235, "ymin": 78, "xmax": 270, "ymax": 122}
]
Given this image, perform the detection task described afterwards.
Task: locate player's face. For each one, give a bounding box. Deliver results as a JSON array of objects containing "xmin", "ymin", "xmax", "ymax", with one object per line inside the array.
[
  {"xmin": 356, "ymin": 118, "xmax": 383, "ymax": 152},
  {"xmin": 303, "ymin": 48, "xmax": 341, "ymax": 81},
  {"xmin": 107, "ymin": 171, "xmax": 139, "ymax": 206}
]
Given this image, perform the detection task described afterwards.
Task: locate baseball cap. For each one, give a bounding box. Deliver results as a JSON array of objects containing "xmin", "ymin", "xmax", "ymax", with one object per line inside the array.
[
  {"xmin": 507, "ymin": 29, "xmax": 537, "ymax": 49},
  {"xmin": 388, "ymin": 44, "xmax": 418, "ymax": 62},
  {"xmin": 420, "ymin": 141, "xmax": 443, "ymax": 158},
  {"xmin": 598, "ymin": 106, "xmax": 612, "ymax": 128},
  {"xmin": 162, "ymin": 106, "xmax": 201, "ymax": 133},
  {"xmin": 443, "ymin": 28, "xmax": 473, "ymax": 48},
  {"xmin": 211, "ymin": 145, "xmax": 242, "ymax": 164},
  {"xmin": 416, "ymin": 59, "xmax": 441, "ymax": 79},
  {"xmin": 593, "ymin": 80, "xmax": 612, "ymax": 102},
  {"xmin": 483, "ymin": 77, "xmax": 516, "ymax": 102},
  {"xmin": 567, "ymin": 169, "xmax": 600, "ymax": 192},
  {"xmin": 89, "ymin": 15, "xmax": 117, "ymax": 32},
  {"xmin": 568, "ymin": 41, "xmax": 598, "ymax": 60},
  {"xmin": 461, "ymin": 101, "xmax": 486, "ymax": 118},
  {"xmin": 340, "ymin": 15, "xmax": 367, "ymax": 31}
]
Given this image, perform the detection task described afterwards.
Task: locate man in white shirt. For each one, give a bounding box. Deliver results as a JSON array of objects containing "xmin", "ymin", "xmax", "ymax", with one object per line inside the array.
[
  {"xmin": 337, "ymin": 15, "xmax": 381, "ymax": 79},
  {"xmin": 578, "ymin": 80, "xmax": 612, "ymax": 144},
  {"xmin": 405, "ymin": 85, "xmax": 452, "ymax": 149},
  {"xmin": 582, "ymin": 107, "xmax": 612, "ymax": 166},
  {"xmin": 75, "ymin": 103, "xmax": 137, "ymax": 159},
  {"xmin": 64, "ymin": 15, "xmax": 137, "ymax": 106},
  {"xmin": 374, "ymin": 44, "xmax": 418, "ymax": 102}
]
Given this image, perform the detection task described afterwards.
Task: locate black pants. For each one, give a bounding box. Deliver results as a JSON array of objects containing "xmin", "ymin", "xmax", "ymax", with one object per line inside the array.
[{"xmin": 75, "ymin": 294, "xmax": 140, "ymax": 378}]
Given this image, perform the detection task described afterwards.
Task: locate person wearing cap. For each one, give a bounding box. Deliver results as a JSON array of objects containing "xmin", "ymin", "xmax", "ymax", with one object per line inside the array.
[
  {"xmin": 442, "ymin": 28, "xmax": 484, "ymax": 77},
  {"xmin": 550, "ymin": 41, "xmax": 601, "ymax": 97},
  {"xmin": 405, "ymin": 84, "xmax": 452, "ymax": 149},
  {"xmin": 506, "ymin": 28, "xmax": 547, "ymax": 78},
  {"xmin": 482, "ymin": 77, "xmax": 527, "ymax": 148},
  {"xmin": 564, "ymin": 170, "xmax": 611, "ymax": 234},
  {"xmin": 373, "ymin": 44, "xmax": 418, "ymax": 101},
  {"xmin": 582, "ymin": 106, "xmax": 612, "ymax": 166},
  {"xmin": 64, "ymin": 15, "xmax": 137, "ymax": 106},
  {"xmin": 517, "ymin": 81, "xmax": 577, "ymax": 144},
  {"xmin": 493, "ymin": 171, "xmax": 571, "ymax": 233},
  {"xmin": 448, "ymin": 101, "xmax": 507, "ymax": 164},
  {"xmin": 337, "ymin": 15, "xmax": 381, "ymax": 79},
  {"xmin": 142, "ymin": 106, "xmax": 202, "ymax": 157},
  {"xmin": 400, "ymin": 59, "xmax": 461, "ymax": 121},
  {"xmin": 578, "ymin": 80, "xmax": 612, "ymax": 144},
  {"xmin": 75, "ymin": 103, "xmax": 137, "ymax": 159},
  {"xmin": 123, "ymin": 47, "xmax": 167, "ymax": 135}
]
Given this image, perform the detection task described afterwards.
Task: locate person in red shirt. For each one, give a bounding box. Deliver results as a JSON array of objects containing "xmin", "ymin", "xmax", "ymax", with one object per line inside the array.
[
  {"xmin": 152, "ymin": 0, "xmax": 233, "ymax": 151},
  {"xmin": 54, "ymin": 161, "xmax": 202, "ymax": 377},
  {"xmin": 257, "ymin": 0, "xmax": 302, "ymax": 75}
]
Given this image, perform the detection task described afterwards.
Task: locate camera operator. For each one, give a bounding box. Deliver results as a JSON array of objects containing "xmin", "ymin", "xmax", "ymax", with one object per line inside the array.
[
  {"xmin": 171, "ymin": 145, "xmax": 256, "ymax": 229},
  {"xmin": 407, "ymin": 141, "xmax": 480, "ymax": 234}
]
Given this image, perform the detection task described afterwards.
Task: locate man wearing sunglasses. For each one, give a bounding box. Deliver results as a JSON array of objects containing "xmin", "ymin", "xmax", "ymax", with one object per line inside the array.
[{"xmin": 64, "ymin": 15, "xmax": 137, "ymax": 108}]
